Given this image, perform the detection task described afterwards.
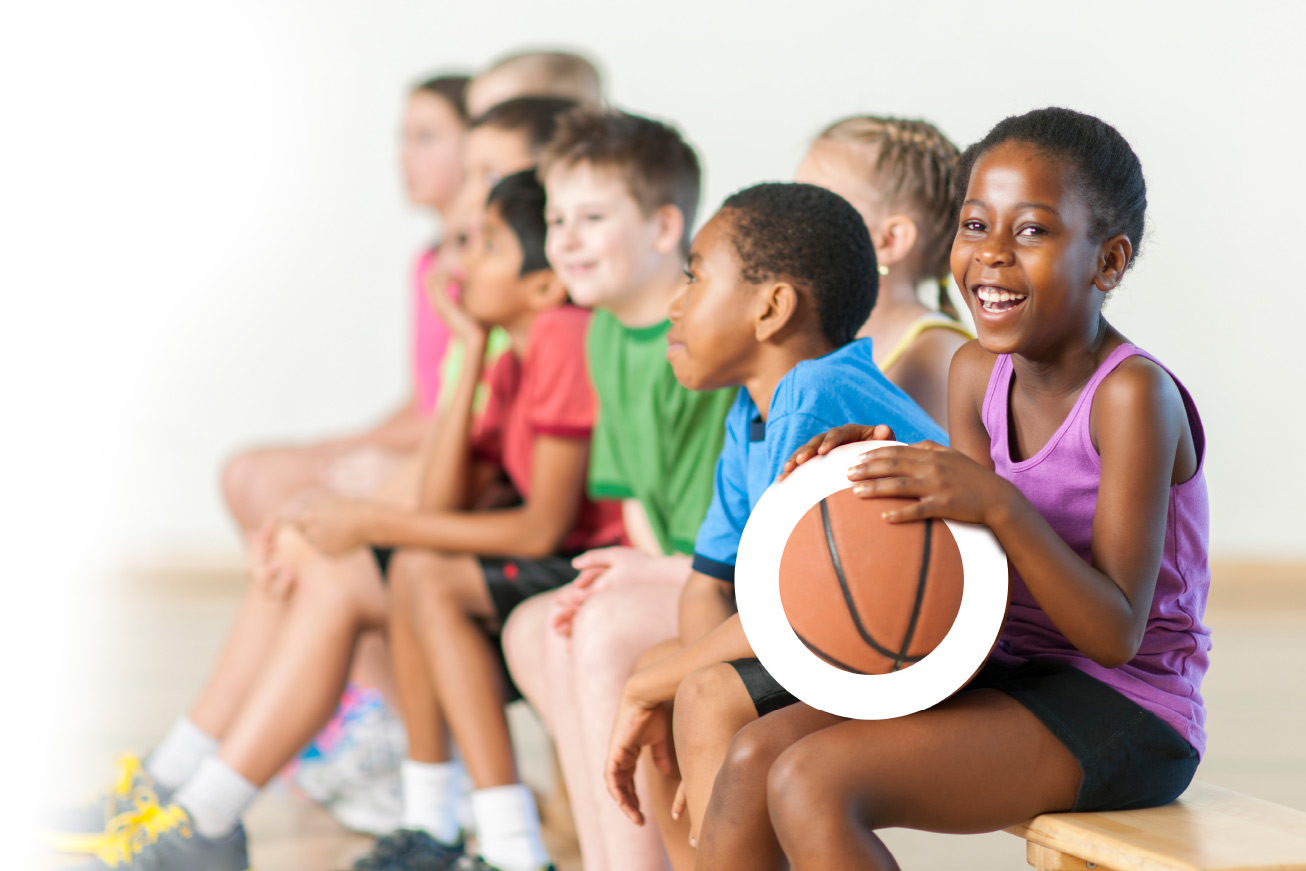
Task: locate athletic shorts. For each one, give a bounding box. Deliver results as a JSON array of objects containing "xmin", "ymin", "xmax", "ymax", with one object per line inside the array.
[
  {"xmin": 726, "ymin": 656, "xmax": 1197, "ymax": 812},
  {"xmin": 964, "ymin": 659, "xmax": 1200, "ymax": 812},
  {"xmin": 369, "ymin": 547, "xmax": 579, "ymax": 624},
  {"xmin": 370, "ymin": 547, "xmax": 580, "ymax": 704}
]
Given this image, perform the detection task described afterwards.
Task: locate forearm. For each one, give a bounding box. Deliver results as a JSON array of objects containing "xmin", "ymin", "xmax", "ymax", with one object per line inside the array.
[
  {"xmin": 631, "ymin": 615, "xmax": 753, "ymax": 704},
  {"xmin": 679, "ymin": 573, "xmax": 736, "ymax": 645},
  {"xmin": 417, "ymin": 335, "xmax": 488, "ymax": 511},
  {"xmin": 622, "ymin": 500, "xmax": 662, "ymax": 556},
  {"xmin": 361, "ymin": 503, "xmax": 567, "ymax": 560},
  {"xmin": 988, "ymin": 485, "xmax": 1148, "ymax": 667}
]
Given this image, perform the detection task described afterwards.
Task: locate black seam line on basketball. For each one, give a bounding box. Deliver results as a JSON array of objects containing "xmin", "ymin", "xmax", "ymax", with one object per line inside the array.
[
  {"xmin": 818, "ymin": 498, "xmax": 925, "ymax": 666},
  {"xmin": 893, "ymin": 518, "xmax": 933, "ymax": 673},
  {"xmin": 793, "ymin": 628, "xmax": 872, "ymax": 675}
]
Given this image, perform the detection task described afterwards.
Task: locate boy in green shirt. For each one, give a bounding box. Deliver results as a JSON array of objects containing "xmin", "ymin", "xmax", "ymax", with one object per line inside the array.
[{"xmin": 501, "ymin": 108, "xmax": 733, "ymax": 871}]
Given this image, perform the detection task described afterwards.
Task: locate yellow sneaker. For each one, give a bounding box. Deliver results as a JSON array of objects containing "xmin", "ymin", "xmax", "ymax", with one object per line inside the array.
[{"xmin": 41, "ymin": 755, "xmax": 169, "ymax": 854}]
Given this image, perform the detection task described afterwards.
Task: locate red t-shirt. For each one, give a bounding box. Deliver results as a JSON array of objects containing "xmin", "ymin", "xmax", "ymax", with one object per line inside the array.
[{"xmin": 472, "ymin": 305, "xmax": 625, "ymax": 554}]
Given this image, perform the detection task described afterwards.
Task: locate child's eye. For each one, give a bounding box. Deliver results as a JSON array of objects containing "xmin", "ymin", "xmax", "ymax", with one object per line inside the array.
[
  {"xmin": 961, "ymin": 219, "xmax": 986, "ymax": 232},
  {"xmin": 683, "ymin": 269, "xmax": 696, "ymax": 284},
  {"xmin": 584, "ymin": 213, "xmax": 604, "ymax": 223},
  {"xmin": 1018, "ymin": 225, "xmax": 1046, "ymax": 237}
]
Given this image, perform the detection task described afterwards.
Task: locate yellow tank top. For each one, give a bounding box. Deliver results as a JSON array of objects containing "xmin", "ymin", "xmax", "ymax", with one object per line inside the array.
[{"xmin": 879, "ymin": 313, "xmax": 974, "ymax": 373}]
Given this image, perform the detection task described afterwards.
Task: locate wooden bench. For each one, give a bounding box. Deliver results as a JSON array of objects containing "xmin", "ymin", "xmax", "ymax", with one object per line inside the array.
[{"xmin": 1006, "ymin": 781, "xmax": 1306, "ymax": 871}]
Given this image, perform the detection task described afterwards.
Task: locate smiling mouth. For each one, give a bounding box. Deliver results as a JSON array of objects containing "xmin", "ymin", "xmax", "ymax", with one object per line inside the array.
[{"xmin": 975, "ymin": 285, "xmax": 1028, "ymax": 314}]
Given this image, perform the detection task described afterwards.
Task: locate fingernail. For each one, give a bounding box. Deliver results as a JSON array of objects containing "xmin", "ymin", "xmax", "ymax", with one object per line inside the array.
[
  {"xmin": 883, "ymin": 511, "xmax": 896, "ymax": 521},
  {"xmin": 854, "ymin": 483, "xmax": 870, "ymax": 496}
]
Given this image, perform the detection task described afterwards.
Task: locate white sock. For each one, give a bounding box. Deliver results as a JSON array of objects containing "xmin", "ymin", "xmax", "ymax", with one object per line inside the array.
[
  {"xmin": 172, "ymin": 757, "xmax": 258, "ymax": 840},
  {"xmin": 472, "ymin": 784, "xmax": 549, "ymax": 871},
  {"xmin": 400, "ymin": 760, "xmax": 462, "ymax": 844},
  {"xmin": 145, "ymin": 716, "xmax": 219, "ymax": 792}
]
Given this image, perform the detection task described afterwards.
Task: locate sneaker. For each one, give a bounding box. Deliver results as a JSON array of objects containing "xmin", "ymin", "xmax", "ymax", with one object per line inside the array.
[
  {"xmin": 350, "ymin": 829, "xmax": 465, "ymax": 871},
  {"xmin": 67, "ymin": 800, "xmax": 249, "ymax": 870},
  {"xmin": 42, "ymin": 755, "xmax": 171, "ymax": 854},
  {"xmin": 453, "ymin": 857, "xmax": 555, "ymax": 871},
  {"xmin": 290, "ymin": 684, "xmax": 407, "ymax": 834}
]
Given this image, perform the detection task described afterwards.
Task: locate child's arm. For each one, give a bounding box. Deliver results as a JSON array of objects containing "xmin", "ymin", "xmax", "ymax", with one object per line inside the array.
[
  {"xmin": 850, "ymin": 345, "xmax": 1193, "ymax": 668},
  {"xmin": 623, "ymin": 499, "xmax": 663, "ymax": 555},
  {"xmin": 678, "ymin": 571, "xmax": 735, "ymax": 645}
]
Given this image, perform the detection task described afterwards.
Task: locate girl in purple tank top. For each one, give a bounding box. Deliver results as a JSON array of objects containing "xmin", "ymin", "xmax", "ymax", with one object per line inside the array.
[{"xmin": 693, "ymin": 108, "xmax": 1209, "ymax": 871}]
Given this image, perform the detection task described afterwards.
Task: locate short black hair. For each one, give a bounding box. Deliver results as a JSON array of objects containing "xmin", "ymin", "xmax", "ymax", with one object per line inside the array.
[
  {"xmin": 718, "ymin": 182, "xmax": 878, "ymax": 348},
  {"xmin": 956, "ymin": 107, "xmax": 1147, "ymax": 268},
  {"xmin": 471, "ymin": 96, "xmax": 579, "ymax": 155},
  {"xmin": 487, "ymin": 170, "xmax": 550, "ymax": 276}
]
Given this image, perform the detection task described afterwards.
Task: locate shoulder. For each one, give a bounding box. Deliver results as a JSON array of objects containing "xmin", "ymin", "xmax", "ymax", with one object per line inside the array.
[
  {"xmin": 894, "ymin": 323, "xmax": 971, "ymax": 375},
  {"xmin": 531, "ymin": 306, "xmax": 592, "ymax": 350},
  {"xmin": 1094, "ymin": 351, "xmax": 1184, "ymax": 423},
  {"xmin": 950, "ymin": 339, "xmax": 999, "ymax": 395}
]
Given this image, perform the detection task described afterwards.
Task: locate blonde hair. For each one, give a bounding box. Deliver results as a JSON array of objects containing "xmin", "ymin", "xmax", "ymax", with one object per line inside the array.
[
  {"xmin": 817, "ymin": 116, "xmax": 960, "ymax": 313},
  {"xmin": 478, "ymin": 51, "xmax": 602, "ymax": 107}
]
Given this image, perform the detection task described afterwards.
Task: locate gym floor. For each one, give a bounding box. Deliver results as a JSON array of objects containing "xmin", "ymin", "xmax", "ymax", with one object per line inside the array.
[{"xmin": 50, "ymin": 564, "xmax": 1305, "ymax": 871}]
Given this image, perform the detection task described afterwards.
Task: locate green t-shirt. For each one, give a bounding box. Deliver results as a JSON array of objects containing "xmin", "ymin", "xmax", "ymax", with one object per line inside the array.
[{"xmin": 586, "ymin": 309, "xmax": 736, "ymax": 556}]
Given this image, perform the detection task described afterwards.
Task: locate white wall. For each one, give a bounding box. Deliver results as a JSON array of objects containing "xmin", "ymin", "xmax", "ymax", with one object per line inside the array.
[{"xmin": 8, "ymin": 0, "xmax": 1306, "ymax": 566}]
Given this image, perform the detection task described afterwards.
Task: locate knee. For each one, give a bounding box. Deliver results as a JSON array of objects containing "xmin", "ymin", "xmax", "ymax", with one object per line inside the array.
[
  {"xmin": 569, "ymin": 588, "xmax": 643, "ymax": 664},
  {"xmin": 221, "ymin": 450, "xmax": 261, "ymax": 514},
  {"xmin": 767, "ymin": 740, "xmax": 853, "ymax": 840},
  {"xmin": 501, "ymin": 594, "xmax": 547, "ymax": 670},
  {"xmin": 389, "ymin": 549, "xmax": 462, "ymax": 620},
  {"xmin": 673, "ymin": 663, "xmax": 740, "ymax": 744}
]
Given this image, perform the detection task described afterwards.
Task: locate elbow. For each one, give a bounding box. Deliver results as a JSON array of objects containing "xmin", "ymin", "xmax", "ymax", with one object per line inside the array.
[{"xmin": 1085, "ymin": 630, "xmax": 1143, "ymax": 670}]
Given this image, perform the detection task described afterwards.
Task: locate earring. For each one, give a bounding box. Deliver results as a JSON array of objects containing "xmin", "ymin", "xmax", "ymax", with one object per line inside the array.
[{"xmin": 877, "ymin": 264, "xmax": 890, "ymax": 276}]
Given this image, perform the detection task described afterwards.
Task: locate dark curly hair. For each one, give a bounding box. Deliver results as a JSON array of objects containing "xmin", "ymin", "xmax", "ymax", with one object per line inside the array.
[
  {"xmin": 719, "ymin": 182, "xmax": 878, "ymax": 348},
  {"xmin": 956, "ymin": 107, "xmax": 1147, "ymax": 268},
  {"xmin": 487, "ymin": 170, "xmax": 550, "ymax": 276}
]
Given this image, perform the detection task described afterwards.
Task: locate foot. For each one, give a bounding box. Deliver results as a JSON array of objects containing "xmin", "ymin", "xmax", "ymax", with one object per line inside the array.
[
  {"xmin": 42, "ymin": 755, "xmax": 172, "ymax": 854},
  {"xmin": 67, "ymin": 800, "xmax": 248, "ymax": 870},
  {"xmin": 351, "ymin": 829, "xmax": 465, "ymax": 871}
]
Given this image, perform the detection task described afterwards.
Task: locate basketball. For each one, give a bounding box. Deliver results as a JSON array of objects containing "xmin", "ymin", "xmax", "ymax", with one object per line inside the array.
[{"xmin": 778, "ymin": 488, "xmax": 964, "ymax": 675}]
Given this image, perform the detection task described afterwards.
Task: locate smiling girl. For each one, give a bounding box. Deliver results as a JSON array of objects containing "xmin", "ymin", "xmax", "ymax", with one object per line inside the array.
[{"xmin": 694, "ymin": 107, "xmax": 1210, "ymax": 871}]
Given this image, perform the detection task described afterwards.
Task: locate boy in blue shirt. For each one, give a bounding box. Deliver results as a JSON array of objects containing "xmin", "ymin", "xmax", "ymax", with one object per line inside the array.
[{"xmin": 603, "ymin": 183, "xmax": 945, "ymax": 851}]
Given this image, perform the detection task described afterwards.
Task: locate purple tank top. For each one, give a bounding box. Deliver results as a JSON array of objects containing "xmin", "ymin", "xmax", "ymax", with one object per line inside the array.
[{"xmin": 982, "ymin": 344, "xmax": 1212, "ymax": 755}]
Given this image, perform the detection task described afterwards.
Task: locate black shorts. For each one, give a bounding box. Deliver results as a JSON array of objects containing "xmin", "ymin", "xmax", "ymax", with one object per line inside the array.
[
  {"xmin": 727, "ymin": 658, "xmax": 799, "ymax": 717},
  {"xmin": 369, "ymin": 547, "xmax": 580, "ymax": 704},
  {"xmin": 370, "ymin": 547, "xmax": 579, "ymax": 623},
  {"xmin": 726, "ymin": 656, "xmax": 1197, "ymax": 812},
  {"xmin": 963, "ymin": 659, "xmax": 1199, "ymax": 812}
]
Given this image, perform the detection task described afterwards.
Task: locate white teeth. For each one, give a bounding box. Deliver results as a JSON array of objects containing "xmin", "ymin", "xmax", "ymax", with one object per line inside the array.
[{"xmin": 977, "ymin": 286, "xmax": 1027, "ymax": 303}]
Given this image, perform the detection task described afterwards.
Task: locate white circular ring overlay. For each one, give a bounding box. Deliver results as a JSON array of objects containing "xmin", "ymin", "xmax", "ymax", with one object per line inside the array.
[{"xmin": 735, "ymin": 440, "xmax": 1009, "ymax": 720}]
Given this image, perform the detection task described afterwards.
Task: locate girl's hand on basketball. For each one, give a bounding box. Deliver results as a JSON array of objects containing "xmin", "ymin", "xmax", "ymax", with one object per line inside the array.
[
  {"xmin": 605, "ymin": 690, "xmax": 676, "ymax": 826},
  {"xmin": 778, "ymin": 424, "xmax": 898, "ymax": 481},
  {"xmin": 847, "ymin": 442, "xmax": 1013, "ymax": 526},
  {"xmin": 289, "ymin": 497, "xmax": 372, "ymax": 556}
]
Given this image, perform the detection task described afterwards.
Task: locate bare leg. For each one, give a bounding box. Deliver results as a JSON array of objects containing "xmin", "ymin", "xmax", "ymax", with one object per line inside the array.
[
  {"xmin": 388, "ymin": 551, "xmax": 453, "ymax": 764},
  {"xmin": 671, "ymin": 663, "xmax": 758, "ymax": 841},
  {"xmin": 769, "ymin": 690, "xmax": 1081, "ymax": 871},
  {"xmin": 389, "ymin": 548, "xmax": 514, "ymax": 786},
  {"xmin": 501, "ymin": 593, "xmax": 555, "ymax": 732},
  {"xmin": 186, "ymin": 586, "xmax": 291, "ymax": 741},
  {"xmin": 693, "ymin": 703, "xmax": 845, "ymax": 871},
  {"xmin": 215, "ymin": 528, "xmax": 390, "ymax": 786},
  {"xmin": 221, "ymin": 443, "xmax": 344, "ymax": 534}
]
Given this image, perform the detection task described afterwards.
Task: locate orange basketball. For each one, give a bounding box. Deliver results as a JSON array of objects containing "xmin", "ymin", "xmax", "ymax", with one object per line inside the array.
[{"xmin": 779, "ymin": 489, "xmax": 964, "ymax": 675}]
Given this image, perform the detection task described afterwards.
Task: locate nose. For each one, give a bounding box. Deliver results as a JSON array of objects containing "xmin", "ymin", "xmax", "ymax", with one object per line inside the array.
[
  {"xmin": 552, "ymin": 218, "xmax": 580, "ymax": 252},
  {"xmin": 667, "ymin": 278, "xmax": 689, "ymax": 323},
  {"xmin": 977, "ymin": 232, "xmax": 1014, "ymax": 268}
]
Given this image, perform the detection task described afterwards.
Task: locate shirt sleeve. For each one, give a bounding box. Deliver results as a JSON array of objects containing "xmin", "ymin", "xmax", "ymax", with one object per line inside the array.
[
  {"xmin": 691, "ymin": 397, "xmax": 750, "ymax": 582},
  {"xmin": 526, "ymin": 308, "xmax": 597, "ymax": 439},
  {"xmin": 762, "ymin": 410, "xmax": 846, "ymax": 484}
]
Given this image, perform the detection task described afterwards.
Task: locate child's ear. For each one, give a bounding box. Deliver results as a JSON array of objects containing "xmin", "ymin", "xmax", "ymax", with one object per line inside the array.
[
  {"xmin": 652, "ymin": 205, "xmax": 686, "ymax": 256},
  {"xmin": 1094, "ymin": 234, "xmax": 1133, "ymax": 293},
  {"xmin": 754, "ymin": 281, "xmax": 799, "ymax": 343},
  {"xmin": 528, "ymin": 269, "xmax": 570, "ymax": 310},
  {"xmin": 871, "ymin": 215, "xmax": 918, "ymax": 270}
]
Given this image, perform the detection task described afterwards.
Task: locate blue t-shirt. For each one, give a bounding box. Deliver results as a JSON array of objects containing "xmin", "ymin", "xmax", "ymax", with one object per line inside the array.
[{"xmin": 691, "ymin": 338, "xmax": 946, "ymax": 582}]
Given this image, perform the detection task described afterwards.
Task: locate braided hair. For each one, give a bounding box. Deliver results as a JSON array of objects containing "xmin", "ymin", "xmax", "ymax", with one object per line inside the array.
[{"xmin": 816, "ymin": 116, "xmax": 961, "ymax": 318}]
